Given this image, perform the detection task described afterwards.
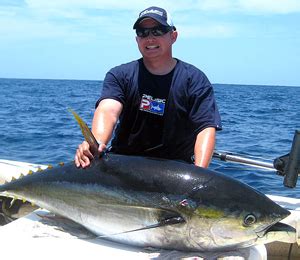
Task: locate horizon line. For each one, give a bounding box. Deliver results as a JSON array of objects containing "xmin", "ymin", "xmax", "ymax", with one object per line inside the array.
[{"xmin": 0, "ymin": 77, "xmax": 299, "ymax": 88}]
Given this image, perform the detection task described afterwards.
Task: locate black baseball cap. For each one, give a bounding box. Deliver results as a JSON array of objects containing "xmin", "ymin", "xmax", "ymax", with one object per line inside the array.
[{"xmin": 133, "ymin": 6, "xmax": 176, "ymax": 30}]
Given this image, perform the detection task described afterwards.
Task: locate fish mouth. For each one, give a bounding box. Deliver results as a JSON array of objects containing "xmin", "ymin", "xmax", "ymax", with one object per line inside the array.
[
  {"xmin": 255, "ymin": 204, "xmax": 292, "ymax": 237},
  {"xmin": 255, "ymin": 221, "xmax": 296, "ymax": 238}
]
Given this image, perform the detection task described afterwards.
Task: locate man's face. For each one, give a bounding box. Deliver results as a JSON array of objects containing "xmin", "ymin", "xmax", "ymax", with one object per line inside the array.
[{"xmin": 135, "ymin": 18, "xmax": 177, "ymax": 59}]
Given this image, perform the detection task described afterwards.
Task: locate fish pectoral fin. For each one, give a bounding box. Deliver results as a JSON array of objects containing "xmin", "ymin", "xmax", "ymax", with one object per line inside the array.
[
  {"xmin": 151, "ymin": 214, "xmax": 186, "ymax": 228},
  {"xmin": 97, "ymin": 215, "xmax": 185, "ymax": 239}
]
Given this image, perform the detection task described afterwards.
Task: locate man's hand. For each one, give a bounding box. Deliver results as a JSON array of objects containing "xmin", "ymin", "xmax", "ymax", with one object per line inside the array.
[{"xmin": 74, "ymin": 141, "xmax": 107, "ymax": 168}]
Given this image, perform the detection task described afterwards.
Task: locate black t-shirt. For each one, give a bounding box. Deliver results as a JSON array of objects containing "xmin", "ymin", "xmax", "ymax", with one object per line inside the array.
[{"xmin": 97, "ymin": 58, "xmax": 222, "ymax": 163}]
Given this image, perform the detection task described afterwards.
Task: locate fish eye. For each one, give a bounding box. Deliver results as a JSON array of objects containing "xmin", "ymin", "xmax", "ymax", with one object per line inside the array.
[{"xmin": 243, "ymin": 214, "xmax": 257, "ymax": 226}]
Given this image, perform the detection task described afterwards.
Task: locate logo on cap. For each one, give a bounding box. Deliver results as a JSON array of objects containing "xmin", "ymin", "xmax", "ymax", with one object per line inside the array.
[{"xmin": 140, "ymin": 9, "xmax": 163, "ymax": 17}]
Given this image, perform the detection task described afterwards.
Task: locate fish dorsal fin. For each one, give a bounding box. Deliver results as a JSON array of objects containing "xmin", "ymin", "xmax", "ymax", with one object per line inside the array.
[
  {"xmin": 97, "ymin": 215, "xmax": 185, "ymax": 239},
  {"xmin": 69, "ymin": 109, "xmax": 99, "ymax": 156}
]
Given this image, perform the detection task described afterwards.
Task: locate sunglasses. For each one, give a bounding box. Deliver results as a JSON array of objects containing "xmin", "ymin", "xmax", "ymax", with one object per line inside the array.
[{"xmin": 136, "ymin": 26, "xmax": 174, "ymax": 38}]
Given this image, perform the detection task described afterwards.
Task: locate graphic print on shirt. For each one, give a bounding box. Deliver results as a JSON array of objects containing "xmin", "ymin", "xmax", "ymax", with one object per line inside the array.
[{"xmin": 139, "ymin": 94, "xmax": 166, "ymax": 116}]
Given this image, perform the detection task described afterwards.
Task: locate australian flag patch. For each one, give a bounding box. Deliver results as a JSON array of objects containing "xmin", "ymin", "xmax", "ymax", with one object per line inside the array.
[{"xmin": 139, "ymin": 94, "xmax": 166, "ymax": 116}]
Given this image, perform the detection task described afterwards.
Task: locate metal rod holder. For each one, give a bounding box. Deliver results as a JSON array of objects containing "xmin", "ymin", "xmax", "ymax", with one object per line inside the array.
[{"xmin": 213, "ymin": 152, "xmax": 274, "ymax": 170}]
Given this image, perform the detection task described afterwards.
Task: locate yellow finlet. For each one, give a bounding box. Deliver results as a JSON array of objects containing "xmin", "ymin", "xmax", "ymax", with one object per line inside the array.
[
  {"xmin": 59, "ymin": 162, "xmax": 64, "ymax": 166},
  {"xmin": 28, "ymin": 170, "xmax": 33, "ymax": 175},
  {"xmin": 47, "ymin": 164, "xmax": 53, "ymax": 169}
]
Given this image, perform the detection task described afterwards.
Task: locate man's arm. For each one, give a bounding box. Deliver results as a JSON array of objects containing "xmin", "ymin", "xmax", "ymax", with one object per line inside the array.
[
  {"xmin": 92, "ymin": 99, "xmax": 123, "ymax": 144},
  {"xmin": 74, "ymin": 99, "xmax": 123, "ymax": 168},
  {"xmin": 193, "ymin": 127, "xmax": 216, "ymax": 168}
]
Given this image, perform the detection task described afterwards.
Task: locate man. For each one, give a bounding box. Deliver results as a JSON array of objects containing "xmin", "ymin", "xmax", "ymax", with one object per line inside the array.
[{"xmin": 75, "ymin": 6, "xmax": 222, "ymax": 168}]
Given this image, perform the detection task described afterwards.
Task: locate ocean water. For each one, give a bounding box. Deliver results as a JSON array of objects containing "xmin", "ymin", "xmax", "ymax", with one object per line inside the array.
[{"xmin": 0, "ymin": 78, "xmax": 299, "ymax": 198}]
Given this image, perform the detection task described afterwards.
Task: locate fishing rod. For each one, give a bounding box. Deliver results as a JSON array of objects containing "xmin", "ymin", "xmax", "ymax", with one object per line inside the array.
[{"xmin": 213, "ymin": 130, "xmax": 300, "ymax": 188}]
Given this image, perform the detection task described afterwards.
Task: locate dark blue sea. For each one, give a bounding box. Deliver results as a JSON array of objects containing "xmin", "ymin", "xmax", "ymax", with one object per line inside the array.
[{"xmin": 0, "ymin": 78, "xmax": 299, "ymax": 198}]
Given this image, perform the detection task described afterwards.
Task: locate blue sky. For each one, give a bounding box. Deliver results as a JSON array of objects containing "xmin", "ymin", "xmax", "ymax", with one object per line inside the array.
[{"xmin": 1, "ymin": 0, "xmax": 300, "ymax": 86}]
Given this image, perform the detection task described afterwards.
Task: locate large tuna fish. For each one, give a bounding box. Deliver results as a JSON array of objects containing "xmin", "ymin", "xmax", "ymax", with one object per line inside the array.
[{"xmin": 0, "ymin": 111, "xmax": 294, "ymax": 251}]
